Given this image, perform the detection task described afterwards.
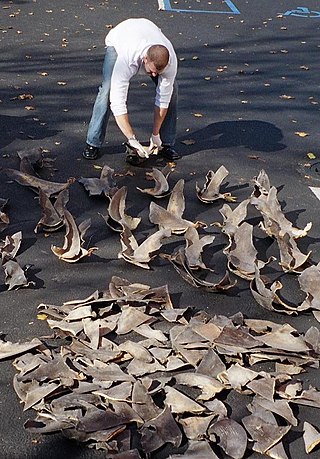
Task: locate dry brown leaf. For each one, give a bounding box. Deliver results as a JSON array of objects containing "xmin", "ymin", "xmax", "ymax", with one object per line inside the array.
[
  {"xmin": 180, "ymin": 139, "xmax": 196, "ymax": 145},
  {"xmin": 295, "ymin": 131, "xmax": 309, "ymax": 137}
]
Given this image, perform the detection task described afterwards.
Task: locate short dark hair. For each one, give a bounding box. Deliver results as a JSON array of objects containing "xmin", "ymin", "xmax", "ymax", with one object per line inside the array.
[{"xmin": 147, "ymin": 45, "xmax": 169, "ymax": 71}]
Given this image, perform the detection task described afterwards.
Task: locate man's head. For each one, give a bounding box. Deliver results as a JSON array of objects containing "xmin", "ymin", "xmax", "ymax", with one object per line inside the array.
[{"xmin": 144, "ymin": 45, "xmax": 169, "ymax": 77}]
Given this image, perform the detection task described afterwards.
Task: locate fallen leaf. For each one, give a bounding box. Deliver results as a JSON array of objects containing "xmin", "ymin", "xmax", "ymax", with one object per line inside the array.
[{"xmin": 180, "ymin": 139, "xmax": 196, "ymax": 145}]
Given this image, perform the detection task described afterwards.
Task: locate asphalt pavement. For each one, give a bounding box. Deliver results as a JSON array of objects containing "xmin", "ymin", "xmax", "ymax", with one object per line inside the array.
[{"xmin": 1, "ymin": 0, "xmax": 320, "ymax": 458}]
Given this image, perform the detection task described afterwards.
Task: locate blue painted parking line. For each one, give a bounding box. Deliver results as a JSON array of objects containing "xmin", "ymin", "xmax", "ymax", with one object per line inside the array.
[
  {"xmin": 158, "ymin": 0, "xmax": 240, "ymax": 14},
  {"xmin": 284, "ymin": 6, "xmax": 320, "ymax": 17}
]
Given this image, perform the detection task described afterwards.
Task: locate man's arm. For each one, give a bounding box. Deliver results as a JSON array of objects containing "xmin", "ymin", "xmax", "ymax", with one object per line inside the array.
[
  {"xmin": 152, "ymin": 105, "xmax": 168, "ymax": 135},
  {"xmin": 114, "ymin": 113, "xmax": 135, "ymax": 139},
  {"xmin": 115, "ymin": 113, "xmax": 149, "ymax": 157}
]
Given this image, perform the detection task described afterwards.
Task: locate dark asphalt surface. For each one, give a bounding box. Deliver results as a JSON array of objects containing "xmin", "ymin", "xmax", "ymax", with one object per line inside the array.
[{"xmin": 1, "ymin": 0, "xmax": 320, "ymax": 458}]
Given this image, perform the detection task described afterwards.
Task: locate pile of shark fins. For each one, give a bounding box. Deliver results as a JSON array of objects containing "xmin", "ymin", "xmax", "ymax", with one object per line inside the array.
[{"xmin": 1, "ymin": 277, "xmax": 320, "ymax": 458}]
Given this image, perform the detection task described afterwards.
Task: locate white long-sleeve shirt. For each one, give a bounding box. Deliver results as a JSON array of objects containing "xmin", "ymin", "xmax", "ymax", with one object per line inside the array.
[{"xmin": 105, "ymin": 18, "xmax": 177, "ymax": 117}]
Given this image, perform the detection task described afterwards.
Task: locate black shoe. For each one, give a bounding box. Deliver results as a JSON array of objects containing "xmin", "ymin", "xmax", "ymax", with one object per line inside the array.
[
  {"xmin": 160, "ymin": 145, "xmax": 181, "ymax": 161},
  {"xmin": 82, "ymin": 144, "xmax": 100, "ymax": 160}
]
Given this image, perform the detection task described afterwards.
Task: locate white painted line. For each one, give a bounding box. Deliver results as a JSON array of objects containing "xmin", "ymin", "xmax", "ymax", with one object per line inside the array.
[{"xmin": 309, "ymin": 187, "xmax": 320, "ymax": 200}]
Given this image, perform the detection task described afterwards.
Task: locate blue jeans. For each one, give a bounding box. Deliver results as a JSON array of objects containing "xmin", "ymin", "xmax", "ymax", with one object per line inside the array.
[{"xmin": 86, "ymin": 47, "xmax": 178, "ymax": 148}]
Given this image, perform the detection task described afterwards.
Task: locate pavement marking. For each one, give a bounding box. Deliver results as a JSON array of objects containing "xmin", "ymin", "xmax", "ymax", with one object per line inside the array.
[
  {"xmin": 284, "ymin": 6, "xmax": 320, "ymax": 17},
  {"xmin": 158, "ymin": 0, "xmax": 241, "ymax": 14},
  {"xmin": 309, "ymin": 187, "xmax": 320, "ymax": 201}
]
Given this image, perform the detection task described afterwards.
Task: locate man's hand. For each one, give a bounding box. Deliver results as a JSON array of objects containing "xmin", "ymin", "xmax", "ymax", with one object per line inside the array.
[
  {"xmin": 128, "ymin": 137, "xmax": 149, "ymax": 158},
  {"xmin": 148, "ymin": 133, "xmax": 162, "ymax": 154}
]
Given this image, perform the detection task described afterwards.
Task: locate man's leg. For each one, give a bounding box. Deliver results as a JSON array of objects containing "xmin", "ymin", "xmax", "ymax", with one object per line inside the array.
[
  {"xmin": 151, "ymin": 77, "xmax": 181, "ymax": 160},
  {"xmin": 83, "ymin": 46, "xmax": 117, "ymax": 159},
  {"xmin": 159, "ymin": 81, "xmax": 178, "ymax": 147}
]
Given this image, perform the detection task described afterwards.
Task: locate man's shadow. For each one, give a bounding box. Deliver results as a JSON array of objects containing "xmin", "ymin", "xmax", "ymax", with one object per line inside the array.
[
  {"xmin": 180, "ymin": 120, "xmax": 286, "ymax": 153},
  {"xmin": 1, "ymin": 114, "xmax": 60, "ymax": 149}
]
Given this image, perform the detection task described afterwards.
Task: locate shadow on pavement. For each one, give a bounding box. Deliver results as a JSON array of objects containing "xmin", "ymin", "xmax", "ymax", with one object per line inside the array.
[
  {"xmin": 1, "ymin": 114, "xmax": 60, "ymax": 149},
  {"xmin": 180, "ymin": 120, "xmax": 286, "ymax": 153}
]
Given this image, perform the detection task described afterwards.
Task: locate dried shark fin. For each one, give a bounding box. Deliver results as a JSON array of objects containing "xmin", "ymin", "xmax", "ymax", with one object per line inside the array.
[
  {"xmin": 149, "ymin": 179, "xmax": 207, "ymax": 234},
  {"xmin": 303, "ymin": 421, "xmax": 320, "ymax": 453},
  {"xmin": 298, "ymin": 263, "xmax": 320, "ymax": 311},
  {"xmin": 35, "ymin": 188, "xmax": 69, "ymax": 233},
  {"xmin": 226, "ymin": 363, "xmax": 259, "ymax": 391},
  {"xmin": 213, "ymin": 199, "xmax": 249, "ymax": 240},
  {"xmin": 196, "ymin": 166, "xmax": 236, "ymax": 203},
  {"xmin": 265, "ymin": 441, "xmax": 289, "ymax": 459},
  {"xmin": 242, "ymin": 413, "xmax": 291, "ymax": 455},
  {"xmin": 174, "ymin": 372, "xmax": 225, "ymax": 400},
  {"xmin": 251, "ymin": 185, "xmax": 312, "ymax": 240},
  {"xmin": 208, "ymin": 418, "xmax": 247, "ymax": 459},
  {"xmin": 3, "ymin": 259, "xmax": 34, "ymax": 290},
  {"xmin": 164, "ymin": 385, "xmax": 206, "ymax": 414},
  {"xmin": 17, "ymin": 147, "xmax": 46, "ymax": 175},
  {"xmin": 137, "ymin": 167, "xmax": 171, "ymax": 198},
  {"xmin": 178, "ymin": 414, "xmax": 216, "ymax": 441},
  {"xmin": 140, "ymin": 405, "xmax": 182, "ymax": 453},
  {"xmin": 0, "ymin": 337, "xmax": 42, "ymax": 361},
  {"xmin": 101, "ymin": 186, "xmax": 141, "ymax": 233},
  {"xmin": 277, "ymin": 231, "xmax": 311, "ymax": 273},
  {"xmin": 0, "ymin": 231, "xmax": 22, "ymax": 261},
  {"xmin": 226, "ymin": 222, "xmax": 271, "ymax": 280},
  {"xmin": 149, "ymin": 201, "xmax": 206, "ymax": 235},
  {"xmin": 166, "ymin": 178, "xmax": 185, "ymax": 217},
  {"xmin": 144, "ymin": 162, "xmax": 175, "ymax": 181},
  {"xmin": 0, "ymin": 198, "xmax": 9, "ymax": 232},
  {"xmin": 252, "ymin": 169, "xmax": 271, "ymax": 198},
  {"xmin": 0, "ymin": 231, "xmax": 34, "ymax": 289},
  {"xmin": 169, "ymin": 440, "xmax": 220, "ymax": 458},
  {"xmin": 250, "ymin": 263, "xmax": 306, "ymax": 315},
  {"xmin": 3, "ymin": 168, "xmax": 74, "ymax": 197},
  {"xmin": 119, "ymin": 226, "xmax": 170, "ymax": 269},
  {"xmin": 161, "ymin": 248, "xmax": 236, "ymax": 292},
  {"xmin": 252, "ymin": 396, "xmax": 298, "ymax": 426},
  {"xmin": 51, "ymin": 209, "xmax": 97, "ymax": 262},
  {"xmin": 184, "ymin": 227, "xmax": 215, "ymax": 270},
  {"xmin": 78, "ymin": 165, "xmax": 118, "ymax": 197},
  {"xmin": 255, "ymin": 322, "xmax": 310, "ymax": 353}
]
